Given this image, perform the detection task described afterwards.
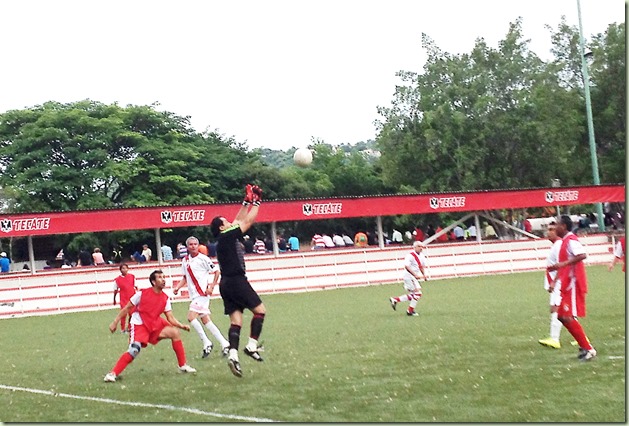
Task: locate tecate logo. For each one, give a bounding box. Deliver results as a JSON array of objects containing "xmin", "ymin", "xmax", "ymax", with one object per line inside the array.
[
  {"xmin": 161, "ymin": 210, "xmax": 205, "ymax": 224},
  {"xmin": 429, "ymin": 197, "xmax": 466, "ymax": 210},
  {"xmin": 0, "ymin": 217, "xmax": 51, "ymax": 233},
  {"xmin": 545, "ymin": 191, "xmax": 579, "ymax": 203},
  {"xmin": 302, "ymin": 203, "xmax": 342, "ymax": 216}
]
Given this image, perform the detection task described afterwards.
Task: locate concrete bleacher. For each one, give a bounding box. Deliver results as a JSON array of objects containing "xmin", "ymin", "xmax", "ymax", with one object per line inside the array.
[{"xmin": 0, "ymin": 234, "xmax": 614, "ymax": 318}]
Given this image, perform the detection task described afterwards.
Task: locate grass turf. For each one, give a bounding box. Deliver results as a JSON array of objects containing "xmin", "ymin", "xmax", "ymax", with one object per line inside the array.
[{"xmin": 0, "ymin": 265, "xmax": 624, "ymax": 422}]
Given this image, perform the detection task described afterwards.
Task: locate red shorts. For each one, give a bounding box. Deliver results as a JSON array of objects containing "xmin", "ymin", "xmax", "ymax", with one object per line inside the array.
[
  {"xmin": 129, "ymin": 318, "xmax": 170, "ymax": 347},
  {"xmin": 558, "ymin": 282, "xmax": 586, "ymax": 318}
]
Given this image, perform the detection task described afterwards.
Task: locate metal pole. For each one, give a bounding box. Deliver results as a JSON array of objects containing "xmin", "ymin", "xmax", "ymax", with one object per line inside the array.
[
  {"xmin": 155, "ymin": 228, "xmax": 162, "ymax": 264},
  {"xmin": 577, "ymin": 0, "xmax": 605, "ymax": 230}
]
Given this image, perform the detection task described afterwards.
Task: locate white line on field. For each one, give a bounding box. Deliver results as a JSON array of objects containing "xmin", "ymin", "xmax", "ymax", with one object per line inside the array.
[
  {"xmin": 608, "ymin": 356, "xmax": 624, "ymax": 360},
  {"xmin": 0, "ymin": 384, "xmax": 277, "ymax": 422}
]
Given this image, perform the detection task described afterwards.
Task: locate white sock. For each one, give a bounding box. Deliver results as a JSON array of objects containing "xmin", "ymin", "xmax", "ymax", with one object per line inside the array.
[
  {"xmin": 409, "ymin": 294, "xmax": 421, "ymax": 309},
  {"xmin": 246, "ymin": 337, "xmax": 258, "ymax": 351},
  {"xmin": 550, "ymin": 312, "xmax": 562, "ymax": 341},
  {"xmin": 229, "ymin": 348, "xmax": 239, "ymax": 361},
  {"xmin": 205, "ymin": 320, "xmax": 229, "ymax": 348},
  {"xmin": 397, "ymin": 295, "xmax": 410, "ymax": 303},
  {"xmin": 190, "ymin": 318, "xmax": 211, "ymax": 348}
]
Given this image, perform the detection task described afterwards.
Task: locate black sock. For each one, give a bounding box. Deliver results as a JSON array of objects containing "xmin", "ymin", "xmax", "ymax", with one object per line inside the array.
[
  {"xmin": 229, "ymin": 324, "xmax": 241, "ymax": 350},
  {"xmin": 250, "ymin": 313, "xmax": 265, "ymax": 341}
]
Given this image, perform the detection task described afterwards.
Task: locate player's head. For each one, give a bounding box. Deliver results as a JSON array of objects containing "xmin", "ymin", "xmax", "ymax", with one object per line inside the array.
[
  {"xmin": 412, "ymin": 241, "xmax": 425, "ymax": 252},
  {"xmin": 186, "ymin": 236, "xmax": 200, "ymax": 255},
  {"xmin": 546, "ymin": 222, "xmax": 558, "ymax": 241},
  {"xmin": 210, "ymin": 216, "xmax": 228, "ymax": 238},
  {"xmin": 119, "ymin": 263, "xmax": 129, "ymax": 273},
  {"xmin": 557, "ymin": 215, "xmax": 573, "ymax": 237},
  {"xmin": 149, "ymin": 269, "xmax": 165, "ymax": 287}
]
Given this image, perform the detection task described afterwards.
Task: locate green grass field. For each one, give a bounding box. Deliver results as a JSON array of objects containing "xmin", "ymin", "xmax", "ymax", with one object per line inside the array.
[{"xmin": 0, "ymin": 265, "xmax": 625, "ymax": 422}]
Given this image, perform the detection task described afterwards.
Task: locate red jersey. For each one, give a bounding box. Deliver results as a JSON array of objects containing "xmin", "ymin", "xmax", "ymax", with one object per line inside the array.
[
  {"xmin": 135, "ymin": 287, "xmax": 170, "ymax": 333},
  {"xmin": 114, "ymin": 273, "xmax": 136, "ymax": 304},
  {"xmin": 557, "ymin": 233, "xmax": 587, "ymax": 294}
]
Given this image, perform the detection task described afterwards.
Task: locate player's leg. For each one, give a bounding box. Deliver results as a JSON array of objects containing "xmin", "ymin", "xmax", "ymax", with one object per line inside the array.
[
  {"xmin": 539, "ymin": 289, "xmax": 562, "ymax": 349},
  {"xmin": 405, "ymin": 279, "xmax": 421, "ymax": 316},
  {"xmin": 188, "ymin": 307, "xmax": 212, "ymax": 357},
  {"xmin": 105, "ymin": 324, "xmax": 145, "ymax": 382},
  {"xmin": 227, "ymin": 309, "xmax": 244, "ymax": 377},
  {"xmin": 200, "ymin": 314, "xmax": 230, "ymax": 356},
  {"xmin": 558, "ymin": 287, "xmax": 595, "ymax": 360},
  {"xmin": 159, "ymin": 323, "xmax": 197, "ymax": 373},
  {"xmin": 244, "ymin": 302, "xmax": 266, "ymax": 361}
]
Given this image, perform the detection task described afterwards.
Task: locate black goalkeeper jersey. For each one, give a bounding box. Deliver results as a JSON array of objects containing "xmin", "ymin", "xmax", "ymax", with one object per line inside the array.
[{"xmin": 216, "ymin": 225, "xmax": 247, "ymax": 277}]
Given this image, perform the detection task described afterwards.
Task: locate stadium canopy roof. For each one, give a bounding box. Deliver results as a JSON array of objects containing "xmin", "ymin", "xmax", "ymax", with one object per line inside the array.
[{"xmin": 0, "ymin": 184, "xmax": 624, "ymax": 237}]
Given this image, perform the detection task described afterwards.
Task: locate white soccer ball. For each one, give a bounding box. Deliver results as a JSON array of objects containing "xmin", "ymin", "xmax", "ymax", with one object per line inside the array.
[{"xmin": 293, "ymin": 148, "xmax": 313, "ymax": 167}]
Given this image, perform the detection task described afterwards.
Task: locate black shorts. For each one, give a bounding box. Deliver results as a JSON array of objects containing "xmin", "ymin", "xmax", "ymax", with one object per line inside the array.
[{"xmin": 219, "ymin": 275, "xmax": 262, "ymax": 315}]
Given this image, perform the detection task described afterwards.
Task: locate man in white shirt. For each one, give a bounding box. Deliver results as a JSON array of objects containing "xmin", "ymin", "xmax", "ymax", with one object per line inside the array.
[
  {"xmin": 332, "ymin": 233, "xmax": 346, "ymax": 247},
  {"xmin": 173, "ymin": 236, "xmax": 230, "ymax": 358},
  {"xmin": 538, "ymin": 222, "xmax": 564, "ymax": 349},
  {"xmin": 389, "ymin": 242, "xmax": 428, "ymax": 316}
]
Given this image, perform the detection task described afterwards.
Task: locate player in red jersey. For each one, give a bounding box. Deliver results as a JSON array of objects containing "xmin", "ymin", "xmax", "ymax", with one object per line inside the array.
[
  {"xmin": 113, "ymin": 263, "xmax": 137, "ymax": 333},
  {"xmin": 547, "ymin": 215, "xmax": 597, "ymax": 361},
  {"xmin": 104, "ymin": 270, "xmax": 196, "ymax": 382}
]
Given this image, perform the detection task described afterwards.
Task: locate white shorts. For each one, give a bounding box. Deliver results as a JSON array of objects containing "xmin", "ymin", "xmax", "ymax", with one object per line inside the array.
[
  {"xmin": 403, "ymin": 276, "xmax": 422, "ymax": 293},
  {"xmin": 189, "ymin": 295, "xmax": 211, "ymax": 316},
  {"xmin": 544, "ymin": 276, "xmax": 561, "ymax": 306}
]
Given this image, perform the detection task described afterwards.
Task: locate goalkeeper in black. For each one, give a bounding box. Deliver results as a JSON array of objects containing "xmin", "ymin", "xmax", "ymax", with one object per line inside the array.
[{"xmin": 210, "ymin": 184, "xmax": 266, "ymax": 378}]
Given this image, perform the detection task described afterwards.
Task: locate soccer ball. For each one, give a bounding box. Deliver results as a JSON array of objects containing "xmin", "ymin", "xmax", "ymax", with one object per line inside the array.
[{"xmin": 293, "ymin": 148, "xmax": 313, "ymax": 167}]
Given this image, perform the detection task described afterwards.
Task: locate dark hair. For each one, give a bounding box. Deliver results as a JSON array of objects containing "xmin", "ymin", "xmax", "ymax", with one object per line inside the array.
[
  {"xmin": 210, "ymin": 216, "xmax": 224, "ymax": 238},
  {"xmin": 119, "ymin": 263, "xmax": 129, "ymax": 271},
  {"xmin": 560, "ymin": 215, "xmax": 573, "ymax": 231},
  {"xmin": 149, "ymin": 269, "xmax": 164, "ymax": 286}
]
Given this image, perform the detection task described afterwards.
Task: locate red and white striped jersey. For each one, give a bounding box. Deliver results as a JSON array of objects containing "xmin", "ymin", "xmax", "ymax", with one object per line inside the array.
[{"xmin": 181, "ymin": 253, "xmax": 218, "ymax": 299}]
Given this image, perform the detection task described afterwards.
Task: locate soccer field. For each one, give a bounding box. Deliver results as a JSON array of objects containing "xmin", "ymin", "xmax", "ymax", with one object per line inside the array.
[{"xmin": 0, "ymin": 265, "xmax": 625, "ymax": 422}]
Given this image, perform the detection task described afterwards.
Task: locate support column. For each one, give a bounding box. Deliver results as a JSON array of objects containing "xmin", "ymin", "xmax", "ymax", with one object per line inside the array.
[
  {"xmin": 474, "ymin": 214, "xmax": 482, "ymax": 243},
  {"xmin": 376, "ymin": 216, "xmax": 384, "ymax": 249},
  {"xmin": 27, "ymin": 235, "xmax": 35, "ymax": 274},
  {"xmin": 271, "ymin": 222, "xmax": 279, "ymax": 257},
  {"xmin": 155, "ymin": 228, "xmax": 162, "ymax": 264}
]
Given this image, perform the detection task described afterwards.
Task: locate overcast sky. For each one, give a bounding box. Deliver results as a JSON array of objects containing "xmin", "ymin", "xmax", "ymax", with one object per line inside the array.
[{"xmin": 0, "ymin": 0, "xmax": 625, "ymax": 151}]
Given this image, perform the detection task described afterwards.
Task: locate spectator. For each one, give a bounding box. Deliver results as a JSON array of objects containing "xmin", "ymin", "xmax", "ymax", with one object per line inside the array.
[
  {"xmin": 413, "ymin": 225, "xmax": 425, "ymax": 242},
  {"xmin": 161, "ymin": 243, "xmax": 173, "ymax": 261},
  {"xmin": 198, "ymin": 243, "xmax": 209, "ymax": 256},
  {"xmin": 342, "ymin": 233, "xmax": 354, "ymax": 247},
  {"xmin": 277, "ymin": 236, "xmax": 288, "ymax": 252},
  {"xmin": 0, "ymin": 252, "xmax": 11, "ymax": 273},
  {"xmin": 78, "ymin": 249, "xmax": 93, "ymax": 266},
  {"xmin": 453, "ymin": 225, "xmax": 465, "ymax": 241},
  {"xmin": 322, "ymin": 233, "xmax": 335, "ymax": 248},
  {"xmin": 332, "ymin": 233, "xmax": 345, "ymax": 247},
  {"xmin": 112, "ymin": 246, "xmax": 123, "ymax": 264},
  {"xmin": 366, "ymin": 231, "xmax": 376, "ymax": 246},
  {"xmin": 208, "ymin": 241, "xmax": 217, "ymax": 257},
  {"xmin": 254, "ymin": 236, "xmax": 267, "ymax": 254},
  {"xmin": 391, "ymin": 229, "xmax": 403, "ymax": 244},
  {"xmin": 467, "ymin": 224, "xmax": 477, "ymax": 240},
  {"xmin": 404, "ymin": 230, "xmax": 413, "ymax": 243},
  {"xmin": 288, "ymin": 234, "xmax": 300, "ymax": 251},
  {"xmin": 132, "ymin": 244, "xmax": 152, "ymax": 263},
  {"xmin": 61, "ymin": 260, "xmax": 72, "ymax": 269},
  {"xmin": 242, "ymin": 235, "xmax": 255, "ymax": 254},
  {"xmin": 264, "ymin": 236, "xmax": 273, "ymax": 252},
  {"xmin": 177, "ymin": 242, "xmax": 188, "ymax": 259},
  {"xmin": 311, "ymin": 233, "xmax": 326, "ymax": 250},
  {"xmin": 92, "ymin": 248, "xmax": 106, "ymax": 265},
  {"xmin": 425, "ymin": 224, "xmax": 436, "ymax": 239},
  {"xmin": 483, "ymin": 222, "xmax": 498, "ymax": 239},
  {"xmin": 435, "ymin": 226, "xmax": 449, "ymax": 243},
  {"xmin": 354, "ymin": 231, "xmax": 368, "ymax": 248}
]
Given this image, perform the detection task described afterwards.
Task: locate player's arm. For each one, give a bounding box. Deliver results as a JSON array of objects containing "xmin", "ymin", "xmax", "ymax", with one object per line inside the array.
[
  {"xmin": 418, "ymin": 263, "xmax": 427, "ymax": 281},
  {"xmin": 165, "ymin": 311, "xmax": 190, "ymax": 331},
  {"xmin": 172, "ymin": 276, "xmax": 186, "ymax": 295},
  {"xmin": 109, "ymin": 300, "xmax": 133, "ymax": 333},
  {"xmin": 113, "ymin": 287, "xmax": 118, "ymax": 305},
  {"xmin": 207, "ymin": 268, "xmax": 220, "ymax": 295},
  {"xmin": 234, "ymin": 184, "xmax": 261, "ymax": 234},
  {"xmin": 548, "ymin": 253, "xmax": 587, "ymax": 271}
]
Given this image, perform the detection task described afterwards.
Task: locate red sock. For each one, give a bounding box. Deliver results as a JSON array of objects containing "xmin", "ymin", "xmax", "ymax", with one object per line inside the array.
[
  {"xmin": 172, "ymin": 339, "xmax": 186, "ymax": 367},
  {"xmin": 112, "ymin": 352, "xmax": 134, "ymax": 375},
  {"xmin": 562, "ymin": 318, "xmax": 593, "ymax": 350}
]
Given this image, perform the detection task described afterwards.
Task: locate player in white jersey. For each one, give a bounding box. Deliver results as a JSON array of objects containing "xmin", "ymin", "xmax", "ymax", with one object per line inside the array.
[
  {"xmin": 389, "ymin": 241, "xmax": 428, "ymax": 316},
  {"xmin": 173, "ymin": 236, "xmax": 230, "ymax": 358},
  {"xmin": 538, "ymin": 222, "xmax": 564, "ymax": 349}
]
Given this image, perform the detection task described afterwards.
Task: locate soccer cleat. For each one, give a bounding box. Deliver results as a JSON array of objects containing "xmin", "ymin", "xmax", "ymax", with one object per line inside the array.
[
  {"xmin": 228, "ymin": 358, "xmax": 243, "ymax": 378},
  {"xmin": 222, "ymin": 347, "xmax": 230, "ymax": 358},
  {"xmin": 104, "ymin": 372, "xmax": 117, "ymax": 382},
  {"xmin": 178, "ymin": 364, "xmax": 197, "ymax": 373},
  {"xmin": 538, "ymin": 337, "xmax": 561, "ymax": 349},
  {"xmin": 581, "ymin": 348, "xmax": 597, "ymax": 361},
  {"xmin": 244, "ymin": 346, "xmax": 264, "ymax": 362},
  {"xmin": 389, "ymin": 298, "xmax": 397, "ymax": 311},
  {"xmin": 202, "ymin": 343, "xmax": 213, "ymax": 358},
  {"xmin": 406, "ymin": 311, "xmax": 418, "ymax": 317}
]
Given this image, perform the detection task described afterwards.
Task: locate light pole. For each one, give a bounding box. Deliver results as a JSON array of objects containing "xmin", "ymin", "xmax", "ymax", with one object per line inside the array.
[
  {"xmin": 576, "ymin": 0, "xmax": 606, "ymax": 230},
  {"xmin": 551, "ymin": 178, "xmax": 561, "ymax": 216}
]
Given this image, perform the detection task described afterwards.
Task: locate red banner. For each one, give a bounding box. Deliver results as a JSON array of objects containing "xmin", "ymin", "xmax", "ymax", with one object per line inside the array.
[{"xmin": 0, "ymin": 184, "xmax": 623, "ymax": 237}]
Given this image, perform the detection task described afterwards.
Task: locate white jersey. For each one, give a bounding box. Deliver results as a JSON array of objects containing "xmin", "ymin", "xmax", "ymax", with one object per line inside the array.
[
  {"xmin": 544, "ymin": 239, "xmax": 563, "ymax": 290},
  {"xmin": 403, "ymin": 250, "xmax": 426, "ymax": 280},
  {"xmin": 181, "ymin": 253, "xmax": 218, "ymax": 299},
  {"xmin": 614, "ymin": 240, "xmax": 624, "ymax": 258},
  {"xmin": 129, "ymin": 291, "xmax": 172, "ymax": 325}
]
